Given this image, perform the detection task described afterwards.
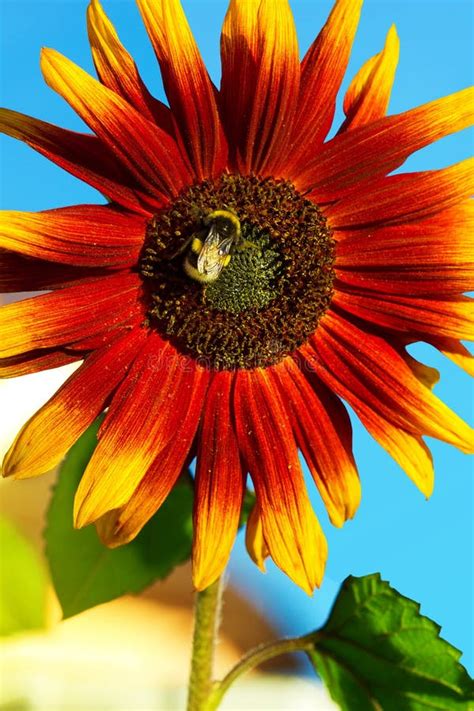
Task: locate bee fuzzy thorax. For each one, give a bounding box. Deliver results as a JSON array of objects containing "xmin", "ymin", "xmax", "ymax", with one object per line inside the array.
[
  {"xmin": 183, "ymin": 208, "xmax": 242, "ymax": 284},
  {"xmin": 204, "ymin": 209, "xmax": 241, "ymax": 237}
]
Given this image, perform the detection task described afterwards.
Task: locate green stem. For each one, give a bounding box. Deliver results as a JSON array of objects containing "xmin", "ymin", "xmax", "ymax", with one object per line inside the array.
[
  {"xmin": 186, "ymin": 577, "xmax": 224, "ymax": 711},
  {"xmin": 206, "ymin": 633, "xmax": 314, "ymax": 711}
]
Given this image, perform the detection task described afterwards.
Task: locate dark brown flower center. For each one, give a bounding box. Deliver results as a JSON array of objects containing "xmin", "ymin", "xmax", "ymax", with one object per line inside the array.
[{"xmin": 140, "ymin": 174, "xmax": 334, "ymax": 369}]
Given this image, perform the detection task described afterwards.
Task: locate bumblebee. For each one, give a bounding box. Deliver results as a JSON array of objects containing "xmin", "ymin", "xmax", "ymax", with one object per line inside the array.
[{"xmin": 183, "ymin": 209, "xmax": 242, "ymax": 284}]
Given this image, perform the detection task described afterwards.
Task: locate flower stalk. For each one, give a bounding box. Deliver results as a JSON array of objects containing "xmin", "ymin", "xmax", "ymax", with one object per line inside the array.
[
  {"xmin": 186, "ymin": 576, "xmax": 315, "ymax": 711},
  {"xmin": 187, "ymin": 577, "xmax": 224, "ymax": 711},
  {"xmin": 206, "ymin": 634, "xmax": 315, "ymax": 711}
]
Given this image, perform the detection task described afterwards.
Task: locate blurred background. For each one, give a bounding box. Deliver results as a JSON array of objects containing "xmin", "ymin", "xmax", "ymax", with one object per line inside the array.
[{"xmin": 1, "ymin": 0, "xmax": 473, "ymax": 709}]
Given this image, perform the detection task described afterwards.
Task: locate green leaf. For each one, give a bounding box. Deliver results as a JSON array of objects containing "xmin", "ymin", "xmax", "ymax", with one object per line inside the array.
[
  {"xmin": 308, "ymin": 574, "xmax": 474, "ymax": 710},
  {"xmin": 0, "ymin": 516, "xmax": 48, "ymax": 636},
  {"xmin": 45, "ymin": 419, "xmax": 194, "ymax": 618}
]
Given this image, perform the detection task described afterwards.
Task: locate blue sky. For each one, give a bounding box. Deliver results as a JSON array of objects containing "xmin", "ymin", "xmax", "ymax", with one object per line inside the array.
[{"xmin": 1, "ymin": 0, "xmax": 473, "ymax": 674}]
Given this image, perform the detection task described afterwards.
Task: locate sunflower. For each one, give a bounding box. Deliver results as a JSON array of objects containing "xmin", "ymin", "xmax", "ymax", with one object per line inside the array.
[{"xmin": 1, "ymin": 0, "xmax": 473, "ymax": 595}]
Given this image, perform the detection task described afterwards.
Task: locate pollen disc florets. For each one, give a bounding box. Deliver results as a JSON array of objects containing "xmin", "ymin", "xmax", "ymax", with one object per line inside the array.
[{"xmin": 140, "ymin": 174, "xmax": 334, "ymax": 369}]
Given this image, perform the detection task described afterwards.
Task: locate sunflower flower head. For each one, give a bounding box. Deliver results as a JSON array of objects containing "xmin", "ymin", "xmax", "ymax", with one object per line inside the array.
[{"xmin": 1, "ymin": 0, "xmax": 473, "ymax": 595}]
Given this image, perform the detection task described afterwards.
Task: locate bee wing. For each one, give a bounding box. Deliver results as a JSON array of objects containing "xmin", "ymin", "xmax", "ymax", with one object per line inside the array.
[
  {"xmin": 197, "ymin": 226, "xmax": 234, "ymax": 277},
  {"xmin": 217, "ymin": 235, "xmax": 235, "ymax": 258},
  {"xmin": 201, "ymin": 222, "xmax": 221, "ymax": 248}
]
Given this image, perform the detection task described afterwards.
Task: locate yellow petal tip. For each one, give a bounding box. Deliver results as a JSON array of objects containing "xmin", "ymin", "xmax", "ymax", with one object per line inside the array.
[
  {"xmin": 192, "ymin": 550, "xmax": 228, "ymax": 592},
  {"xmin": 2, "ymin": 447, "xmax": 30, "ymax": 479},
  {"xmin": 192, "ymin": 577, "xmax": 214, "ymax": 593},
  {"xmin": 387, "ymin": 23, "xmax": 399, "ymax": 39},
  {"xmin": 73, "ymin": 492, "xmax": 93, "ymax": 529}
]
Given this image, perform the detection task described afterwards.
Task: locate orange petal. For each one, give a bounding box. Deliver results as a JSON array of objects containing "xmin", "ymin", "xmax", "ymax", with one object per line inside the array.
[
  {"xmin": 298, "ymin": 87, "xmax": 474, "ymax": 199},
  {"xmin": 245, "ymin": 503, "xmax": 269, "ymax": 572},
  {"xmin": 95, "ymin": 366, "xmax": 209, "ymax": 545},
  {"xmin": 0, "ymin": 249, "xmax": 106, "ymax": 293},
  {"xmin": 310, "ymin": 312, "xmax": 474, "ymax": 454},
  {"xmin": 335, "ymin": 201, "xmax": 474, "ymax": 296},
  {"xmin": 301, "ymin": 342, "xmax": 435, "ymax": 498},
  {"xmin": 87, "ymin": 0, "xmax": 173, "ymax": 131},
  {"xmin": 356, "ymin": 409, "xmax": 434, "ymax": 498},
  {"xmin": 0, "ymin": 109, "xmax": 156, "ymax": 214},
  {"xmin": 234, "ymin": 368, "xmax": 327, "ymax": 594},
  {"xmin": 220, "ymin": 0, "xmax": 299, "ymax": 176},
  {"xmin": 334, "ymin": 290, "xmax": 474, "ymax": 342},
  {"xmin": 273, "ymin": 357, "xmax": 360, "ymax": 528},
  {"xmin": 287, "ymin": 0, "xmax": 363, "ymax": 175},
  {"xmin": 335, "ymin": 270, "xmax": 474, "ymax": 298},
  {"xmin": 335, "ymin": 195, "xmax": 474, "ymax": 244},
  {"xmin": 0, "ymin": 296, "xmax": 140, "ymax": 377},
  {"xmin": 431, "ymin": 338, "xmax": 474, "ymax": 378},
  {"xmin": 0, "ymin": 350, "xmax": 80, "ymax": 379},
  {"xmin": 41, "ymin": 48, "xmax": 192, "ymax": 201},
  {"xmin": 401, "ymin": 352, "xmax": 440, "ymax": 391},
  {"xmin": 0, "ymin": 271, "xmax": 142, "ymax": 359},
  {"xmin": 137, "ymin": 0, "xmax": 226, "ymax": 180},
  {"xmin": 0, "ymin": 204, "xmax": 145, "ymax": 266},
  {"xmin": 340, "ymin": 25, "xmax": 399, "ymax": 132},
  {"xmin": 192, "ymin": 372, "xmax": 245, "ymax": 590},
  {"xmin": 74, "ymin": 338, "xmax": 201, "ymax": 527},
  {"xmin": 327, "ymin": 158, "xmax": 474, "ymax": 229},
  {"xmin": 2, "ymin": 327, "xmax": 147, "ymax": 479}
]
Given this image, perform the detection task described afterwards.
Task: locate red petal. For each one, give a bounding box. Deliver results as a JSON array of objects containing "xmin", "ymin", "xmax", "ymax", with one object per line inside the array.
[
  {"xmin": 1, "ymin": 204, "xmax": 146, "ymax": 267},
  {"xmin": 220, "ymin": 0, "xmax": 300, "ymax": 176},
  {"xmin": 297, "ymin": 88, "xmax": 474, "ymax": 199},
  {"xmin": 0, "ymin": 250, "xmax": 108, "ymax": 292},
  {"xmin": 0, "ymin": 313, "xmax": 142, "ymax": 378},
  {"xmin": 300, "ymin": 343, "xmax": 435, "ymax": 498},
  {"xmin": 336, "ymin": 272, "xmax": 473, "ymax": 298},
  {"xmin": 334, "ymin": 290, "xmax": 474, "ymax": 341},
  {"xmin": 2, "ymin": 326, "xmax": 147, "ymax": 478},
  {"xmin": 0, "ymin": 109, "xmax": 155, "ymax": 215},
  {"xmin": 304, "ymin": 340, "xmax": 435, "ymax": 497},
  {"xmin": 287, "ymin": 0, "xmax": 363, "ymax": 174},
  {"xmin": 193, "ymin": 371, "xmax": 245, "ymax": 590},
  {"xmin": 94, "ymin": 363, "xmax": 209, "ymax": 544},
  {"xmin": 401, "ymin": 350, "xmax": 440, "ymax": 391},
  {"xmin": 137, "ymin": 0, "xmax": 226, "ymax": 180},
  {"xmin": 429, "ymin": 337, "xmax": 474, "ymax": 378},
  {"xmin": 339, "ymin": 25, "xmax": 399, "ymax": 132},
  {"xmin": 273, "ymin": 358, "xmax": 360, "ymax": 528},
  {"xmin": 87, "ymin": 0, "xmax": 174, "ymax": 132},
  {"xmin": 326, "ymin": 159, "xmax": 474, "ymax": 229},
  {"xmin": 41, "ymin": 48, "xmax": 192, "ymax": 201},
  {"xmin": 0, "ymin": 349, "xmax": 80, "ymax": 379},
  {"xmin": 335, "ymin": 201, "xmax": 474, "ymax": 295},
  {"xmin": 74, "ymin": 336, "xmax": 184, "ymax": 523},
  {"xmin": 0, "ymin": 271, "xmax": 143, "ymax": 358},
  {"xmin": 234, "ymin": 368, "xmax": 327, "ymax": 594},
  {"xmin": 74, "ymin": 339, "xmax": 206, "ymax": 527},
  {"xmin": 245, "ymin": 503, "xmax": 269, "ymax": 572},
  {"xmin": 309, "ymin": 311, "xmax": 473, "ymax": 453}
]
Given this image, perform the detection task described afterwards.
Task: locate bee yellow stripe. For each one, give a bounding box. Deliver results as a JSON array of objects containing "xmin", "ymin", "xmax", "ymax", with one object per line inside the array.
[
  {"xmin": 208, "ymin": 209, "xmax": 241, "ymax": 232},
  {"xmin": 191, "ymin": 237, "xmax": 203, "ymax": 253}
]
